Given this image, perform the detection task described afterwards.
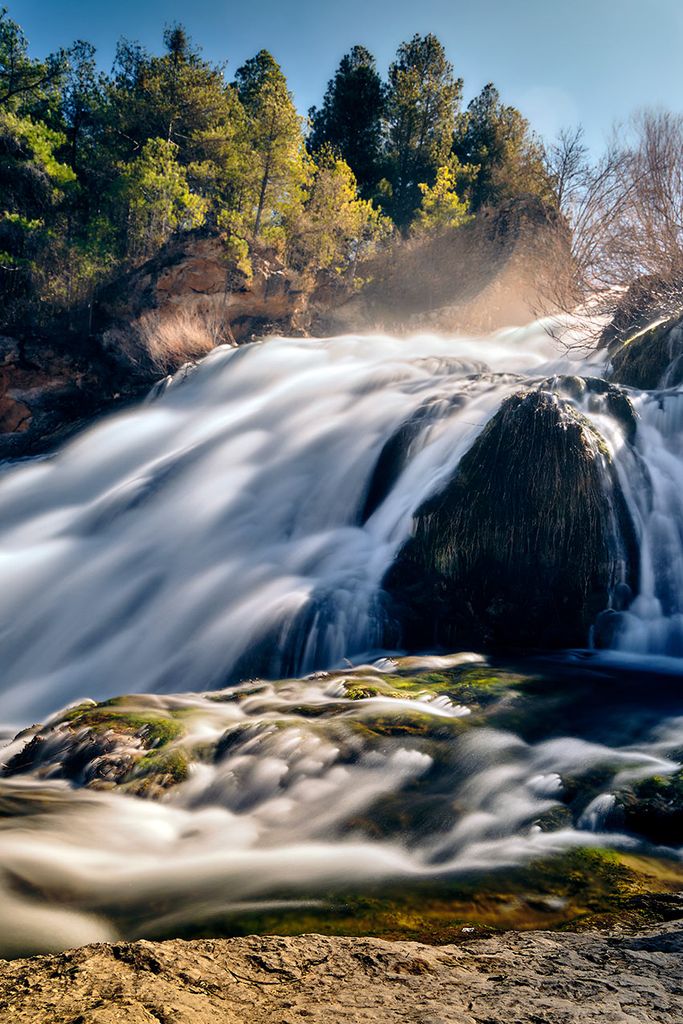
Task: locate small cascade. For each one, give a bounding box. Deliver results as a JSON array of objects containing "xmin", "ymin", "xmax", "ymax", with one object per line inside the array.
[
  {"xmin": 0, "ymin": 322, "xmax": 603, "ymax": 724},
  {"xmin": 612, "ymin": 390, "xmax": 683, "ymax": 655}
]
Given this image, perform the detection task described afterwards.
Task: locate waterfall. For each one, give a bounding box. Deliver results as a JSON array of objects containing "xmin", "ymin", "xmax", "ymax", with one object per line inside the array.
[
  {"xmin": 1, "ymin": 321, "xmax": 683, "ymax": 958},
  {"xmin": 611, "ymin": 390, "xmax": 683, "ymax": 656},
  {"xmin": 0, "ymin": 323, "xmax": 610, "ymax": 725}
]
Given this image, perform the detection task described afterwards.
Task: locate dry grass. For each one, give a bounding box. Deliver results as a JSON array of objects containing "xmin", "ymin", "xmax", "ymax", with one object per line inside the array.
[{"xmin": 110, "ymin": 302, "xmax": 235, "ymax": 376}]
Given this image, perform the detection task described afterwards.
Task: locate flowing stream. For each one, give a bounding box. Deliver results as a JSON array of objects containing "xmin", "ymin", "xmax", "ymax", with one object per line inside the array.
[
  {"xmin": 0, "ymin": 323, "xmax": 604, "ymax": 725},
  {"xmin": 0, "ymin": 322, "xmax": 682, "ymax": 956}
]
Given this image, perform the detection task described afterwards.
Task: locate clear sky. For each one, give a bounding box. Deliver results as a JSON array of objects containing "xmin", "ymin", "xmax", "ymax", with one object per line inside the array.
[{"xmin": 7, "ymin": 0, "xmax": 683, "ymax": 152}]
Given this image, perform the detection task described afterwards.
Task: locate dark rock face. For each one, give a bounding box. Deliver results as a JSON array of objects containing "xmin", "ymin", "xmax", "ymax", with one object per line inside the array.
[
  {"xmin": 0, "ymin": 334, "xmax": 124, "ymax": 459},
  {"xmin": 384, "ymin": 389, "xmax": 638, "ymax": 650},
  {"xmin": 608, "ymin": 318, "xmax": 683, "ymax": 390},
  {"xmin": 361, "ymin": 394, "xmax": 464, "ymax": 522}
]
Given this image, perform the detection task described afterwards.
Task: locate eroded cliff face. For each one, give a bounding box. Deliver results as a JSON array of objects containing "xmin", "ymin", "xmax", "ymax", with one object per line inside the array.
[{"xmin": 95, "ymin": 236, "xmax": 311, "ymax": 347}]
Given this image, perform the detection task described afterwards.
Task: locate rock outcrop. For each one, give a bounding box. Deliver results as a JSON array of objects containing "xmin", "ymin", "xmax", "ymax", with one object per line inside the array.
[
  {"xmin": 608, "ymin": 317, "xmax": 683, "ymax": 390},
  {"xmin": 384, "ymin": 388, "xmax": 637, "ymax": 650},
  {"xmin": 600, "ymin": 276, "xmax": 683, "ymax": 389},
  {"xmin": 95, "ymin": 234, "xmax": 310, "ymax": 350},
  {"xmin": 0, "ymin": 334, "xmax": 121, "ymax": 458},
  {"xmin": 1, "ymin": 923, "xmax": 682, "ymax": 1023},
  {"xmin": 0, "ymin": 236, "xmax": 312, "ymax": 460},
  {"xmin": 3, "ymin": 696, "xmax": 189, "ymax": 798}
]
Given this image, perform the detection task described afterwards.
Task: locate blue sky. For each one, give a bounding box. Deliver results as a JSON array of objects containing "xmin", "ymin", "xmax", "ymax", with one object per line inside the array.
[{"xmin": 8, "ymin": 0, "xmax": 683, "ymax": 152}]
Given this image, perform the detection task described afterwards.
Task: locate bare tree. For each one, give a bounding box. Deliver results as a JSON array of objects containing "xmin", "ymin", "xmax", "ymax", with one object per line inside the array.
[{"xmin": 539, "ymin": 111, "xmax": 683, "ymax": 341}]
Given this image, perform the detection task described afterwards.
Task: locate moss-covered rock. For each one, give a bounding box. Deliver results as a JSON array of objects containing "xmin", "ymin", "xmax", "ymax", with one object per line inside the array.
[
  {"xmin": 164, "ymin": 847, "xmax": 683, "ymax": 943},
  {"xmin": 383, "ymin": 389, "xmax": 638, "ymax": 650},
  {"xmin": 608, "ymin": 318, "xmax": 683, "ymax": 390},
  {"xmin": 2, "ymin": 698, "xmax": 188, "ymax": 797},
  {"xmin": 616, "ymin": 771, "xmax": 683, "ymax": 846}
]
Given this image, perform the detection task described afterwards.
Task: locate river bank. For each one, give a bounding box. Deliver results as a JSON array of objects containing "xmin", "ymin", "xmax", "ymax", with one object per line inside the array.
[{"xmin": 2, "ymin": 920, "xmax": 682, "ymax": 1023}]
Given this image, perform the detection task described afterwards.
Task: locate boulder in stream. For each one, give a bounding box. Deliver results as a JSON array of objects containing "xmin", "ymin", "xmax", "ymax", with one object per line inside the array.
[{"xmin": 384, "ymin": 388, "xmax": 638, "ymax": 649}]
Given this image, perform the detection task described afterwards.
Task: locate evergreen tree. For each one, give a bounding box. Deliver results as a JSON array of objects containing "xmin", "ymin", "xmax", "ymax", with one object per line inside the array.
[
  {"xmin": 60, "ymin": 41, "xmax": 105, "ymax": 175},
  {"xmin": 0, "ymin": 6, "xmax": 66, "ymax": 116},
  {"xmin": 384, "ymin": 33, "xmax": 462, "ymax": 228},
  {"xmin": 122, "ymin": 137, "xmax": 208, "ymax": 260},
  {"xmin": 452, "ymin": 83, "xmax": 551, "ymax": 209},
  {"xmin": 234, "ymin": 50, "xmax": 307, "ymax": 238},
  {"xmin": 308, "ymin": 45, "xmax": 384, "ymax": 198}
]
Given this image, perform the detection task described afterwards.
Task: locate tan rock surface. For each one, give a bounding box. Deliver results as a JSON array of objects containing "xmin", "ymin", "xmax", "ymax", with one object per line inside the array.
[{"xmin": 1, "ymin": 923, "xmax": 681, "ymax": 1023}]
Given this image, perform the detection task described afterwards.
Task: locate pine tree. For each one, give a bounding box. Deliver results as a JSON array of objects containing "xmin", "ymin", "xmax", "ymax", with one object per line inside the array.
[
  {"xmin": 122, "ymin": 137, "xmax": 208, "ymax": 260},
  {"xmin": 384, "ymin": 33, "xmax": 462, "ymax": 229},
  {"xmin": 234, "ymin": 50, "xmax": 307, "ymax": 238},
  {"xmin": 453, "ymin": 83, "xmax": 551, "ymax": 209},
  {"xmin": 308, "ymin": 46, "xmax": 384, "ymax": 198}
]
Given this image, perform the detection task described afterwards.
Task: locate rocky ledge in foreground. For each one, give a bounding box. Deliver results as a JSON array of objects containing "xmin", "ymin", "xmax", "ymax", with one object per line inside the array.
[{"xmin": 1, "ymin": 923, "xmax": 682, "ymax": 1024}]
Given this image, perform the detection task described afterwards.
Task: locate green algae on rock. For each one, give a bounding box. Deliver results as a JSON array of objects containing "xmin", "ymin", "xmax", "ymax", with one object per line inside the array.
[{"xmin": 2, "ymin": 697, "xmax": 189, "ymax": 797}]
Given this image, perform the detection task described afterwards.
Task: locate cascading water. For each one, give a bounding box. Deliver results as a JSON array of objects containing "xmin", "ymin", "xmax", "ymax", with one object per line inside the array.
[
  {"xmin": 610, "ymin": 390, "xmax": 683, "ymax": 655},
  {"xmin": 0, "ymin": 323, "xmax": 601, "ymax": 726},
  {"xmin": 1, "ymin": 321, "xmax": 682, "ymax": 958}
]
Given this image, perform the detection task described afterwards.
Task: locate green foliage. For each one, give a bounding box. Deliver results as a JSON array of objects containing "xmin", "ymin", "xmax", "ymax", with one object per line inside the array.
[
  {"xmin": 0, "ymin": 6, "xmax": 66, "ymax": 116},
  {"xmin": 415, "ymin": 156, "xmax": 475, "ymax": 234},
  {"xmin": 308, "ymin": 45, "xmax": 384, "ymax": 198},
  {"xmin": 285, "ymin": 146, "xmax": 392, "ymax": 276},
  {"xmin": 235, "ymin": 49, "xmax": 308, "ymax": 238},
  {"xmin": 122, "ymin": 137, "xmax": 208, "ymax": 260},
  {"xmin": 384, "ymin": 34, "xmax": 463, "ymax": 228},
  {"xmin": 0, "ymin": 16, "xmax": 558, "ymax": 334},
  {"xmin": 453, "ymin": 83, "xmax": 552, "ymax": 209}
]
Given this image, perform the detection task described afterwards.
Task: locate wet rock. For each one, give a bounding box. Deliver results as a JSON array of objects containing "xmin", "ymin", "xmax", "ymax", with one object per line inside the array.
[
  {"xmin": 1, "ymin": 699, "xmax": 188, "ymax": 798},
  {"xmin": 617, "ymin": 771, "xmax": 683, "ymax": 846},
  {"xmin": 539, "ymin": 375, "xmax": 638, "ymax": 443},
  {"xmin": 384, "ymin": 389, "xmax": 638, "ymax": 650},
  {"xmin": 361, "ymin": 395, "xmax": 464, "ymax": 522},
  {"xmin": 599, "ymin": 274, "xmax": 683, "ymax": 350},
  {"xmin": 608, "ymin": 317, "xmax": 683, "ymax": 390}
]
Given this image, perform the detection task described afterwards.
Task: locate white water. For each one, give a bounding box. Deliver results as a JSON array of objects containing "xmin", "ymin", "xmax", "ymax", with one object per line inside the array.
[
  {"xmin": 1, "ymin": 657, "xmax": 680, "ymax": 957},
  {"xmin": 2, "ymin": 322, "xmax": 683, "ymax": 957},
  {"xmin": 611, "ymin": 390, "xmax": 683, "ymax": 655},
  {"xmin": 0, "ymin": 323, "xmax": 605, "ymax": 726}
]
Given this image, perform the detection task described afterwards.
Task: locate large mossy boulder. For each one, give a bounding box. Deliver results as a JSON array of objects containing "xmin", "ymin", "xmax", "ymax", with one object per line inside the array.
[
  {"xmin": 608, "ymin": 318, "xmax": 683, "ymax": 390},
  {"xmin": 383, "ymin": 389, "xmax": 638, "ymax": 650}
]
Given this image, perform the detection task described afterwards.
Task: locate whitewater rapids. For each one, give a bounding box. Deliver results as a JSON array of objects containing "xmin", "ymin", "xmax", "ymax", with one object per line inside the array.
[
  {"xmin": 0, "ymin": 322, "xmax": 606, "ymax": 726},
  {"xmin": 1, "ymin": 321, "xmax": 683, "ymax": 957}
]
